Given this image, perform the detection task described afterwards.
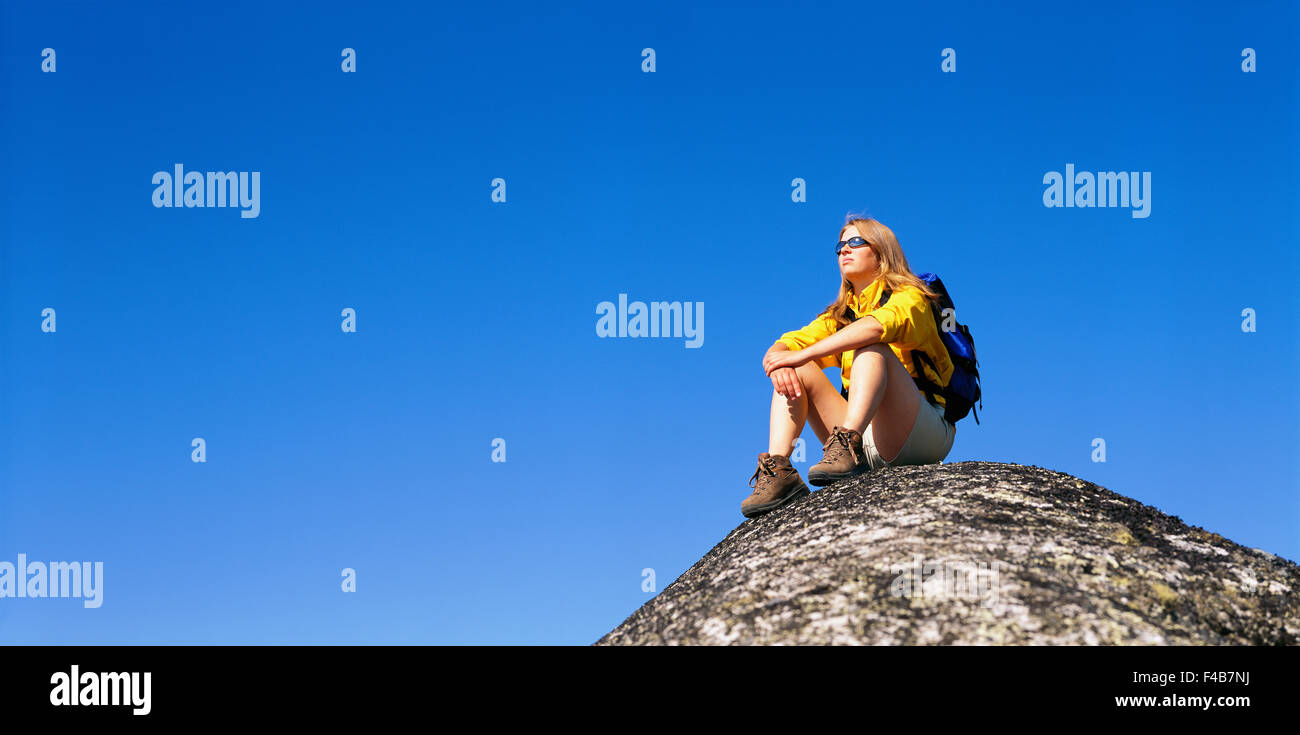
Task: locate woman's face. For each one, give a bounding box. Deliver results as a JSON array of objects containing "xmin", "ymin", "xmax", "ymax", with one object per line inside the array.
[{"xmin": 838, "ymin": 224, "xmax": 881, "ymax": 283}]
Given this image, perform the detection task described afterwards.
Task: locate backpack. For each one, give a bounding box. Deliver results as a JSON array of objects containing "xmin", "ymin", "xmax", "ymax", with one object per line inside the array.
[{"xmin": 846, "ymin": 273, "xmax": 982, "ymax": 425}]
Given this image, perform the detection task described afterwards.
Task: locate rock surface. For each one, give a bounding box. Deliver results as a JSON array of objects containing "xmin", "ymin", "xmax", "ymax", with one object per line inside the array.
[{"xmin": 595, "ymin": 461, "xmax": 1299, "ymax": 645}]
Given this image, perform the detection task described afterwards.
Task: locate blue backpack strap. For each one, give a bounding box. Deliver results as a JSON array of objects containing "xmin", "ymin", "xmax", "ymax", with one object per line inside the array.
[
  {"xmin": 908, "ymin": 348, "xmax": 944, "ymax": 407},
  {"xmin": 839, "ymin": 284, "xmax": 978, "ymax": 426}
]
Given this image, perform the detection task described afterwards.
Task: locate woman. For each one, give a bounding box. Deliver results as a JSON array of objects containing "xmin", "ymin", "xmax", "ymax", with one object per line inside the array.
[{"xmin": 742, "ymin": 215, "xmax": 957, "ymax": 518}]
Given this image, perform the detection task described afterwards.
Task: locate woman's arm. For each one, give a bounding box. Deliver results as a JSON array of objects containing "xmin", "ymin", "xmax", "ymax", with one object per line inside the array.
[
  {"xmin": 762, "ymin": 316, "xmax": 884, "ymax": 374},
  {"xmin": 771, "ymin": 313, "xmax": 838, "ymax": 358}
]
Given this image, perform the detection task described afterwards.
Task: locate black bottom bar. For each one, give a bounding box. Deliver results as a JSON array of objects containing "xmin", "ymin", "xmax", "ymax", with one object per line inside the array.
[{"xmin": 0, "ymin": 645, "xmax": 1290, "ymax": 723}]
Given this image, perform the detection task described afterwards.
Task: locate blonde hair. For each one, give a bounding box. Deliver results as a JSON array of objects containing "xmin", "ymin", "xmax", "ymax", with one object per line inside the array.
[{"xmin": 819, "ymin": 213, "xmax": 938, "ymax": 328}]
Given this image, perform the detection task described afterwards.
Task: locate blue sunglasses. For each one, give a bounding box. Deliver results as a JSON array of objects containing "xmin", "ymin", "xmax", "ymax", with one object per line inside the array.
[{"xmin": 835, "ymin": 236, "xmax": 874, "ymax": 256}]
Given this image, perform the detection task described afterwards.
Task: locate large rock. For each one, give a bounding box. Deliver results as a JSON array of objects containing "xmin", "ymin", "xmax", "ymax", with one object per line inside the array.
[{"xmin": 595, "ymin": 461, "xmax": 1298, "ymax": 645}]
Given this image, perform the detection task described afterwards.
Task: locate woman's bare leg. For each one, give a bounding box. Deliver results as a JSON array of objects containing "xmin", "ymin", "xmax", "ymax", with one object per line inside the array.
[
  {"xmin": 768, "ymin": 362, "xmax": 847, "ymax": 456},
  {"xmin": 843, "ymin": 344, "xmax": 922, "ymax": 463}
]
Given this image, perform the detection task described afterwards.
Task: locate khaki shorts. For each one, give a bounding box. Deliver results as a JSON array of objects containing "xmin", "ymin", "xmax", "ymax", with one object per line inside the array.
[{"xmin": 862, "ymin": 398, "xmax": 955, "ymax": 470}]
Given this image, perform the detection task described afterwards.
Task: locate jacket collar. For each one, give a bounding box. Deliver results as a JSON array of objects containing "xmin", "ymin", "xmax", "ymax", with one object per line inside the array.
[{"xmin": 848, "ymin": 277, "xmax": 888, "ymax": 315}]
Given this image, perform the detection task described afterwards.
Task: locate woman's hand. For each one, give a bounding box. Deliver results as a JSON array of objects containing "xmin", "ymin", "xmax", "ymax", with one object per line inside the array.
[
  {"xmin": 763, "ymin": 348, "xmax": 810, "ymax": 375},
  {"xmin": 763, "ymin": 347, "xmax": 810, "ymax": 399},
  {"xmin": 770, "ymin": 367, "xmax": 802, "ymax": 399}
]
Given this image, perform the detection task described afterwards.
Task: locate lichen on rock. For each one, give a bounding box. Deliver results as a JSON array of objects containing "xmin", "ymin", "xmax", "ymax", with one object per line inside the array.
[{"xmin": 595, "ymin": 461, "xmax": 1299, "ymax": 645}]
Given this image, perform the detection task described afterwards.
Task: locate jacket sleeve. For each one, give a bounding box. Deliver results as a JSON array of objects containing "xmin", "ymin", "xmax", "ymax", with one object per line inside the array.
[
  {"xmin": 772, "ymin": 313, "xmax": 841, "ymax": 370},
  {"xmin": 867, "ymin": 287, "xmax": 930, "ymax": 347},
  {"xmin": 868, "ymin": 287, "xmax": 954, "ymax": 386}
]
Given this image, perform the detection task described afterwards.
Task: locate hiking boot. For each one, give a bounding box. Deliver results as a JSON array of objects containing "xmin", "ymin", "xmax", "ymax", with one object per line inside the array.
[
  {"xmin": 807, "ymin": 425, "xmax": 871, "ymax": 486},
  {"xmin": 741, "ymin": 452, "xmax": 810, "ymax": 518}
]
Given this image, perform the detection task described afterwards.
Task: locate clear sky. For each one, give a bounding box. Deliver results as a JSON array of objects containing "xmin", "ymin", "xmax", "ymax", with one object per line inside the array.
[{"xmin": 1, "ymin": 1, "xmax": 1296, "ymax": 644}]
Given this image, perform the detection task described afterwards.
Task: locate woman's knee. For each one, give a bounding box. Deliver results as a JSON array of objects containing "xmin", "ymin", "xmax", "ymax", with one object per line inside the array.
[
  {"xmin": 850, "ymin": 343, "xmax": 896, "ymax": 372},
  {"xmin": 794, "ymin": 360, "xmax": 832, "ymax": 390},
  {"xmin": 851, "ymin": 344, "xmax": 915, "ymax": 396}
]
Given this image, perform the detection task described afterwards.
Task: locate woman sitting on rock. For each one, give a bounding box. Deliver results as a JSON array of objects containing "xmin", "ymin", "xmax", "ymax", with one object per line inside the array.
[{"xmin": 743, "ymin": 215, "xmax": 957, "ymax": 518}]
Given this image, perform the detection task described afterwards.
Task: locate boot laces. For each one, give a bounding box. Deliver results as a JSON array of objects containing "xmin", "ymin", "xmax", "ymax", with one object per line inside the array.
[
  {"xmin": 823, "ymin": 427, "xmax": 862, "ymax": 465},
  {"xmin": 749, "ymin": 456, "xmax": 781, "ymax": 490}
]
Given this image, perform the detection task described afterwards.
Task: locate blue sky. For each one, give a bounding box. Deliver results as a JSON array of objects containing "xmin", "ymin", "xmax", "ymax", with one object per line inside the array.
[{"xmin": 1, "ymin": 1, "xmax": 1296, "ymax": 644}]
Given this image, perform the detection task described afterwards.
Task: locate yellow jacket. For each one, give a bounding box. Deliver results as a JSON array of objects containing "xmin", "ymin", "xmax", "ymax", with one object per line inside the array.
[{"xmin": 771, "ymin": 278, "xmax": 954, "ymax": 407}]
